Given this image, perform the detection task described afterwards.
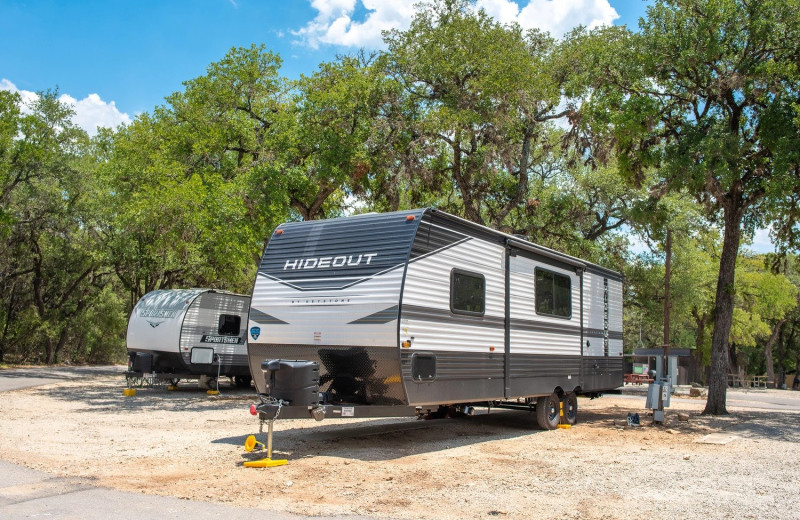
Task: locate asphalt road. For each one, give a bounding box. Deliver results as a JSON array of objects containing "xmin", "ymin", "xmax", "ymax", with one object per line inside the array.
[
  {"xmin": 0, "ymin": 366, "xmax": 374, "ymax": 520},
  {"xmin": 618, "ymin": 384, "xmax": 800, "ymax": 412},
  {"xmin": 0, "ymin": 365, "xmax": 123, "ymax": 392}
]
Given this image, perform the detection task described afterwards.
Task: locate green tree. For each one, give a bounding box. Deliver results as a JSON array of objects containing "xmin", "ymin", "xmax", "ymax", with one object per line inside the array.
[
  {"xmin": 580, "ymin": 0, "xmax": 800, "ymax": 413},
  {"xmin": 729, "ymin": 255, "xmax": 798, "ymax": 386},
  {"xmin": 103, "ymin": 45, "xmax": 290, "ymax": 305},
  {"xmin": 280, "ymin": 53, "xmax": 392, "ymax": 220},
  {"xmin": 381, "ymin": 0, "xmax": 577, "ymax": 227},
  {"xmin": 0, "ymin": 91, "xmax": 117, "ymax": 363}
]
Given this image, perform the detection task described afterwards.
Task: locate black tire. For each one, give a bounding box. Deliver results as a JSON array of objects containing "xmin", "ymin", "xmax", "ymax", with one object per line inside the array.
[
  {"xmin": 234, "ymin": 376, "xmax": 252, "ymax": 388},
  {"xmin": 536, "ymin": 393, "xmax": 560, "ymax": 430},
  {"xmin": 563, "ymin": 392, "xmax": 578, "ymax": 426}
]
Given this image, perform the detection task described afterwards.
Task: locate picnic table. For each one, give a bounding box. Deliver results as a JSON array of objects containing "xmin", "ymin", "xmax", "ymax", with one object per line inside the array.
[
  {"xmin": 624, "ymin": 373, "xmax": 654, "ymax": 385},
  {"xmin": 728, "ymin": 374, "xmax": 768, "ymax": 389}
]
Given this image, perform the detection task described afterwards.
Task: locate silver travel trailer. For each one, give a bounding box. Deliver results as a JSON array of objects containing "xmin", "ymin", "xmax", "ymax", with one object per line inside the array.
[
  {"xmin": 127, "ymin": 289, "xmax": 252, "ymax": 387},
  {"xmin": 248, "ymin": 209, "xmax": 623, "ymax": 429}
]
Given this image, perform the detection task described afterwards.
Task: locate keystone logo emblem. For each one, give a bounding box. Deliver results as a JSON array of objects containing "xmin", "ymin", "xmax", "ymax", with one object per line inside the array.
[{"xmin": 250, "ymin": 326, "xmax": 261, "ymax": 341}]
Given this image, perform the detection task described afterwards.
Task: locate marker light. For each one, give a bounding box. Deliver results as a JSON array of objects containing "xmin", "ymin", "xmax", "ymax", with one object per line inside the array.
[
  {"xmin": 249, "ymin": 404, "xmax": 258, "ymax": 415},
  {"xmin": 489, "ymin": 346, "xmax": 495, "ymax": 352},
  {"xmin": 275, "ymin": 229, "xmax": 284, "ymax": 235},
  {"xmin": 401, "ymin": 340, "xmax": 411, "ymax": 348},
  {"xmin": 406, "ymin": 215, "xmax": 415, "ymax": 221}
]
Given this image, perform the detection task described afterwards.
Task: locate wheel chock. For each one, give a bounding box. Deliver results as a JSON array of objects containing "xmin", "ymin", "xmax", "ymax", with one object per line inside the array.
[
  {"xmin": 244, "ymin": 458, "xmax": 287, "ymax": 468},
  {"xmin": 167, "ymin": 385, "xmax": 178, "ymax": 391},
  {"xmin": 207, "ymin": 390, "xmax": 219, "ymax": 395},
  {"xmin": 556, "ymin": 401, "xmax": 571, "ymax": 428},
  {"xmin": 123, "ymin": 388, "xmax": 136, "ymax": 397}
]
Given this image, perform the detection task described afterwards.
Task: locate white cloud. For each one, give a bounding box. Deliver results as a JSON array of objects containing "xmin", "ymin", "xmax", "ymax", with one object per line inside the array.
[
  {"xmin": 478, "ymin": 0, "xmax": 619, "ymax": 37},
  {"xmin": 293, "ymin": 0, "xmax": 619, "ymax": 49},
  {"xmin": 0, "ymin": 78, "xmax": 38, "ymax": 109},
  {"xmin": 57, "ymin": 93, "xmax": 131, "ymax": 135},
  {"xmin": 293, "ymin": 0, "xmax": 416, "ymax": 49},
  {"xmin": 1, "ymin": 78, "xmax": 130, "ymax": 136}
]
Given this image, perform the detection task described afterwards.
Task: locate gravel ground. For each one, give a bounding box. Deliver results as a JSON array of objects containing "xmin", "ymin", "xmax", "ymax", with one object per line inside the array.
[{"xmin": 1, "ymin": 371, "xmax": 799, "ymax": 520}]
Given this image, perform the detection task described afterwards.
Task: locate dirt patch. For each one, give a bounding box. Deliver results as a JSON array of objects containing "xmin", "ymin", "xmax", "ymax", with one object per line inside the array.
[{"xmin": 1, "ymin": 372, "xmax": 799, "ymax": 519}]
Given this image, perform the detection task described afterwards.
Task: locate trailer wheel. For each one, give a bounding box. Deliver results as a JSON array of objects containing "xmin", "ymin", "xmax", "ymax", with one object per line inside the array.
[
  {"xmin": 536, "ymin": 393, "xmax": 560, "ymax": 430},
  {"xmin": 234, "ymin": 376, "xmax": 252, "ymax": 388},
  {"xmin": 563, "ymin": 392, "xmax": 578, "ymax": 426}
]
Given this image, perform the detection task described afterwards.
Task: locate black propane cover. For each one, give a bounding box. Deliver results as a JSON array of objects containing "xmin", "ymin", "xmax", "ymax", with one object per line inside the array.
[
  {"xmin": 131, "ymin": 352, "xmax": 153, "ymax": 373},
  {"xmin": 261, "ymin": 359, "xmax": 320, "ymax": 406}
]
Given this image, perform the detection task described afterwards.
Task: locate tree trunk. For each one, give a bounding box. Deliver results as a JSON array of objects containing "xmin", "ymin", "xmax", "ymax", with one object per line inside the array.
[
  {"xmin": 703, "ymin": 207, "xmax": 743, "ymax": 415},
  {"xmin": 691, "ymin": 309, "xmax": 707, "ymax": 385},
  {"xmin": 764, "ymin": 320, "xmax": 785, "ymax": 389},
  {"xmin": 45, "ymin": 335, "xmax": 56, "ymax": 365}
]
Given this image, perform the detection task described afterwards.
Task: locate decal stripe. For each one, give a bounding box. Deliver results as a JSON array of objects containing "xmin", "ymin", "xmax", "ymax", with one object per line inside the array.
[
  {"xmin": 349, "ymin": 306, "xmax": 399, "ymax": 325},
  {"xmin": 249, "ymin": 308, "xmax": 288, "ymax": 325}
]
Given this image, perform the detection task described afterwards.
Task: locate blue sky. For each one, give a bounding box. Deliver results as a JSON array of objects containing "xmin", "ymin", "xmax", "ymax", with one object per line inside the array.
[
  {"xmin": 0, "ymin": 0, "xmax": 775, "ymax": 252},
  {"xmin": 1, "ymin": 0, "xmax": 649, "ymax": 118}
]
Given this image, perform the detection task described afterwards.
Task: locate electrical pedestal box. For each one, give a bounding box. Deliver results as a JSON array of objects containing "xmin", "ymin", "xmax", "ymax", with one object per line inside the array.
[{"xmin": 645, "ymin": 380, "xmax": 671, "ymax": 409}]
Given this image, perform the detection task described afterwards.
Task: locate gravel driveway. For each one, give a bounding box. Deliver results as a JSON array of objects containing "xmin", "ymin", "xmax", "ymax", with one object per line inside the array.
[{"xmin": 1, "ymin": 367, "xmax": 798, "ymax": 520}]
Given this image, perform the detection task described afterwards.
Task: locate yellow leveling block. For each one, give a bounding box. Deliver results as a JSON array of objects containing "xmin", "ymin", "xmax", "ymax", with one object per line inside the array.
[
  {"xmin": 123, "ymin": 388, "xmax": 136, "ymax": 397},
  {"xmin": 206, "ymin": 390, "xmax": 219, "ymax": 395}
]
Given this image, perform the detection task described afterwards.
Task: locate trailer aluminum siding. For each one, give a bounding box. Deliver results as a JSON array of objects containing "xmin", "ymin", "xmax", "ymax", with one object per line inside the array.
[
  {"xmin": 247, "ymin": 208, "xmax": 623, "ymax": 408},
  {"xmin": 127, "ymin": 289, "xmax": 251, "ymax": 377}
]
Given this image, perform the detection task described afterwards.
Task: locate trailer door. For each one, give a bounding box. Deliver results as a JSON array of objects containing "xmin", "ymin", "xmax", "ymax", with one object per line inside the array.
[{"xmin": 505, "ymin": 247, "xmax": 583, "ymax": 398}]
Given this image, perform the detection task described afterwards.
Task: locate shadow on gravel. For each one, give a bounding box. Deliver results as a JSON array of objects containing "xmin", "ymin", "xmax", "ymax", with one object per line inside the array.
[
  {"xmin": 221, "ymin": 408, "xmax": 591, "ymax": 462},
  {"xmin": 230, "ymin": 412, "xmax": 543, "ymax": 463},
  {"xmin": 703, "ymin": 411, "xmax": 800, "ymax": 443},
  {"xmin": 217, "ymin": 403, "xmax": 800, "ymax": 463},
  {"xmin": 36, "ymin": 380, "xmax": 258, "ymax": 415}
]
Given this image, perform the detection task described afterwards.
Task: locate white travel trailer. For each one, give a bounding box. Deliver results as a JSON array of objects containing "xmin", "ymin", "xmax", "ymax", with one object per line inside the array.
[
  {"xmin": 247, "ymin": 209, "xmax": 622, "ymax": 429},
  {"xmin": 127, "ymin": 289, "xmax": 252, "ymax": 387}
]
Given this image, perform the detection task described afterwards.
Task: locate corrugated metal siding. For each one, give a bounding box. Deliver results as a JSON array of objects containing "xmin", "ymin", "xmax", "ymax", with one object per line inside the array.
[
  {"xmin": 508, "ymin": 255, "xmax": 581, "ymax": 356},
  {"xmin": 608, "ymin": 277, "xmax": 624, "ymax": 356},
  {"xmin": 583, "ymin": 271, "xmax": 605, "ymax": 333},
  {"xmin": 582, "ymin": 271, "xmax": 623, "ymax": 358},
  {"xmin": 250, "ymin": 271, "xmax": 405, "ymax": 347},
  {"xmin": 507, "ymin": 354, "xmax": 582, "ymax": 379},
  {"xmin": 401, "ymin": 350, "xmax": 506, "ymax": 405},
  {"xmin": 179, "ymin": 292, "xmax": 250, "ymax": 368},
  {"xmin": 400, "ymin": 230, "xmax": 506, "ymax": 355}
]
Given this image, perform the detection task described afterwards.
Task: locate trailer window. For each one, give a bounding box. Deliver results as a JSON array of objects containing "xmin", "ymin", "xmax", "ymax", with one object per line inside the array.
[
  {"xmin": 218, "ymin": 314, "xmax": 241, "ymax": 336},
  {"xmin": 535, "ymin": 268, "xmax": 572, "ymax": 318},
  {"xmin": 450, "ymin": 269, "xmax": 485, "ymax": 316}
]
